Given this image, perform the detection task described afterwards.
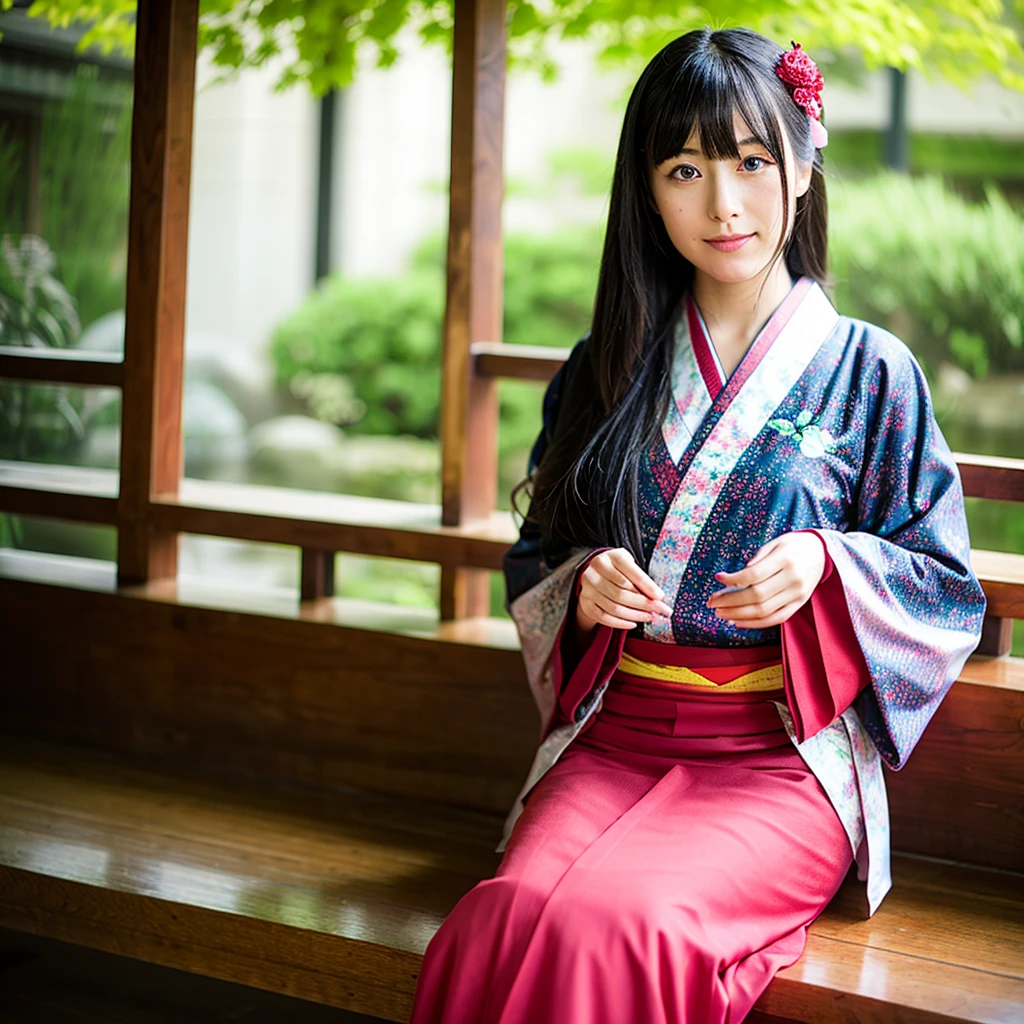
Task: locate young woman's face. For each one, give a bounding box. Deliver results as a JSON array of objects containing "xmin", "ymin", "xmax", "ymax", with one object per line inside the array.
[{"xmin": 648, "ymin": 108, "xmax": 812, "ymax": 285}]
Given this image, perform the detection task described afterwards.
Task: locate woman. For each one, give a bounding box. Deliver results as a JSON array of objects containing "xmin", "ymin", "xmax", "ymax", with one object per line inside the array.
[{"xmin": 411, "ymin": 26, "xmax": 985, "ymax": 1024}]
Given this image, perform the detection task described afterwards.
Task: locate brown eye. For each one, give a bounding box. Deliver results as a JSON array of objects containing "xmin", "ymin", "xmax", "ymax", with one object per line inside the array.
[{"xmin": 672, "ymin": 165, "xmax": 698, "ymax": 181}]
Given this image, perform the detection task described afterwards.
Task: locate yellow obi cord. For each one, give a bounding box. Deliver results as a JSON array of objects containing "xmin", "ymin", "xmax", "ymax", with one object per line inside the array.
[{"xmin": 617, "ymin": 652, "xmax": 784, "ymax": 693}]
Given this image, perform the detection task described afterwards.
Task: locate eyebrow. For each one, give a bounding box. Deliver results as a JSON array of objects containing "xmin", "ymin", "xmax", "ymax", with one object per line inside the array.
[{"xmin": 672, "ymin": 136, "xmax": 763, "ymax": 157}]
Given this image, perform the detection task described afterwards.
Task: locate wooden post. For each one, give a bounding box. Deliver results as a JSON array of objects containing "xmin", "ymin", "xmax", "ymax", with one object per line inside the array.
[
  {"xmin": 117, "ymin": 0, "xmax": 199, "ymax": 584},
  {"xmin": 300, "ymin": 548, "xmax": 337, "ymax": 601},
  {"xmin": 976, "ymin": 614, "xmax": 1014, "ymax": 658},
  {"xmin": 438, "ymin": 0, "xmax": 506, "ymax": 619}
]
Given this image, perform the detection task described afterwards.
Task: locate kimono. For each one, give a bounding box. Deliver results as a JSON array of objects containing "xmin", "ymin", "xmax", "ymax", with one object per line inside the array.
[{"xmin": 410, "ymin": 276, "xmax": 986, "ymax": 1024}]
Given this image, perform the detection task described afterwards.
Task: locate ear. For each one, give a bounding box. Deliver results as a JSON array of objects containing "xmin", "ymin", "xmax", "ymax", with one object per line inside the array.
[{"xmin": 795, "ymin": 157, "xmax": 813, "ymax": 200}]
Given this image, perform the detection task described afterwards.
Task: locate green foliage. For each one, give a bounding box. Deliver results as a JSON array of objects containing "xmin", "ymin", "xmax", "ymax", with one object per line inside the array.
[
  {"xmin": 0, "ymin": 233, "xmax": 112, "ymax": 466},
  {"xmin": 499, "ymin": 229, "xmax": 603, "ymax": 347},
  {"xmin": 0, "ymin": 234, "xmax": 79, "ymax": 348},
  {"xmin": 6, "ymin": 0, "xmax": 1023, "ymax": 94},
  {"xmin": 270, "ymin": 267, "xmax": 445, "ymax": 438},
  {"xmin": 15, "ymin": 0, "xmax": 136, "ymax": 55},
  {"xmin": 829, "ymin": 173, "xmax": 1024, "ymax": 377},
  {"xmin": 270, "ymin": 228, "xmax": 600, "ymax": 440},
  {"xmin": 0, "ymin": 126, "xmax": 27, "ymax": 230},
  {"xmin": 0, "ymin": 63, "xmax": 132, "ymax": 465},
  {"xmin": 827, "ymin": 129, "xmax": 1024, "ymax": 181},
  {"xmin": 911, "ymin": 133, "xmax": 1024, "ymax": 180},
  {"xmin": 37, "ymin": 63, "xmax": 132, "ymax": 330}
]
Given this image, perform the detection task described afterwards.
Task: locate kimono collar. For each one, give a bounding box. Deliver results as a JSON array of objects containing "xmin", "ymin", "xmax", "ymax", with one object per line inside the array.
[{"xmin": 685, "ymin": 276, "xmax": 816, "ymax": 403}]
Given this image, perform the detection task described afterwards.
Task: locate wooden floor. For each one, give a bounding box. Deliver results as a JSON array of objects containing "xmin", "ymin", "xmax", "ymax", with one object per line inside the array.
[
  {"xmin": 0, "ymin": 927, "xmax": 381, "ymax": 1022},
  {"xmin": 1, "ymin": 740, "xmax": 1022, "ymax": 1024}
]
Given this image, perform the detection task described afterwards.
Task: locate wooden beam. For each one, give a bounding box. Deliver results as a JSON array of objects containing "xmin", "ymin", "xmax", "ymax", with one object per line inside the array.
[
  {"xmin": 970, "ymin": 549, "xmax": 1024, "ymax": 621},
  {"xmin": 0, "ymin": 488, "xmax": 118, "ymax": 526},
  {"xmin": 116, "ymin": 0, "xmax": 199, "ymax": 585},
  {"xmin": 148, "ymin": 485, "xmax": 512, "ymax": 570},
  {"xmin": 955, "ymin": 452, "xmax": 1024, "ymax": 503},
  {"xmin": 0, "ymin": 347, "xmax": 124, "ymax": 388},
  {"xmin": 471, "ymin": 342, "xmax": 570, "ymax": 382},
  {"xmin": 0, "ymin": 460, "xmax": 119, "ymax": 524},
  {"xmin": 438, "ymin": 0, "xmax": 506, "ymax": 617}
]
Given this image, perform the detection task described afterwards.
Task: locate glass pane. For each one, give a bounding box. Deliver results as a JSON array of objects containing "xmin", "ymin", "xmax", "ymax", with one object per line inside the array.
[
  {"xmin": 0, "ymin": 6, "xmax": 132, "ymax": 558},
  {"xmin": 0, "ymin": 381, "xmax": 120, "ymax": 468},
  {"xmin": 0, "ymin": 7, "xmax": 133, "ymax": 348},
  {"xmin": 335, "ymin": 553, "xmax": 439, "ymax": 609},
  {"xmin": 182, "ymin": 51, "xmax": 447, "ymax": 505},
  {"xmin": 1, "ymin": 512, "xmax": 116, "ymax": 563}
]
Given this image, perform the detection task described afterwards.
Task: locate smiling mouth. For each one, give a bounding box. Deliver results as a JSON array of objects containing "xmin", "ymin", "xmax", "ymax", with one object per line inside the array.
[{"xmin": 705, "ymin": 233, "xmax": 754, "ymax": 251}]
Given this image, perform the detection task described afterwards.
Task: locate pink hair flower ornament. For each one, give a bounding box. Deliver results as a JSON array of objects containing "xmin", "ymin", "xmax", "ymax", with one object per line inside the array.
[{"xmin": 775, "ymin": 41, "xmax": 828, "ymax": 149}]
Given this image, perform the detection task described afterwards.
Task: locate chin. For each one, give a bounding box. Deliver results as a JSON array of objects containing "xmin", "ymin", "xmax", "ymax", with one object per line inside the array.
[{"xmin": 690, "ymin": 255, "xmax": 766, "ymax": 285}]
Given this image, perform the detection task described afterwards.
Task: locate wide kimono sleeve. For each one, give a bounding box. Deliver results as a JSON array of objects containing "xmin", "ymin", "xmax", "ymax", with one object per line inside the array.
[
  {"xmin": 782, "ymin": 330, "xmax": 986, "ymax": 768},
  {"xmin": 502, "ymin": 337, "xmax": 626, "ymax": 738}
]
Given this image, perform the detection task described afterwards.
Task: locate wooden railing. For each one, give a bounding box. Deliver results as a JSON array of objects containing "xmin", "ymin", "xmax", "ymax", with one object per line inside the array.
[{"xmin": 1, "ymin": 0, "xmax": 1022, "ymax": 661}]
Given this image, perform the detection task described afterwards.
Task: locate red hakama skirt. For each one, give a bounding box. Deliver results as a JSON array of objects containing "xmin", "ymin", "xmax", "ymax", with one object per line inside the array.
[{"xmin": 410, "ymin": 638, "xmax": 853, "ymax": 1024}]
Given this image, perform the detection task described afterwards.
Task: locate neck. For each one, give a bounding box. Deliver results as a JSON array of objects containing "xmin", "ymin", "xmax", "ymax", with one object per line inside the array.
[{"xmin": 691, "ymin": 262, "xmax": 798, "ymax": 349}]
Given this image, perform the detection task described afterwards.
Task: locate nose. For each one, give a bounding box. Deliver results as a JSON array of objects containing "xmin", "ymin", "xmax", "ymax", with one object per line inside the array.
[{"xmin": 707, "ymin": 168, "xmax": 743, "ymax": 223}]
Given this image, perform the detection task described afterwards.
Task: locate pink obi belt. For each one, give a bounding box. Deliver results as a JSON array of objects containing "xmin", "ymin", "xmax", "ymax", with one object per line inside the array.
[{"xmin": 588, "ymin": 637, "xmax": 791, "ymax": 755}]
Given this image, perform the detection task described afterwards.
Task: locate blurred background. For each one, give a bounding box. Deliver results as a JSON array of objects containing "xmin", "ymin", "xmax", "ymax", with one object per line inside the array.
[{"xmin": 0, "ymin": 0, "xmax": 1021, "ymax": 645}]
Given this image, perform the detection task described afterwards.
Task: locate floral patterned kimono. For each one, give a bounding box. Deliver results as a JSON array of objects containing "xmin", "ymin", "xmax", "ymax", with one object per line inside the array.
[{"xmin": 411, "ymin": 276, "xmax": 986, "ymax": 1024}]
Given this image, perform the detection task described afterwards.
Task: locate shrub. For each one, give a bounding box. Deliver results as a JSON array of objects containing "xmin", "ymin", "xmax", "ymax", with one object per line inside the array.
[
  {"xmin": 269, "ymin": 227, "xmax": 602, "ymax": 450},
  {"xmin": 271, "ymin": 269, "xmax": 444, "ymax": 438},
  {"xmin": 829, "ymin": 173, "xmax": 1024, "ymax": 378}
]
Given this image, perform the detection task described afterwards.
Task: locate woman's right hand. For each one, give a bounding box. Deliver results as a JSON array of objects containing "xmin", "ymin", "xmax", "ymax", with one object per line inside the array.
[{"xmin": 577, "ymin": 548, "xmax": 674, "ymax": 635}]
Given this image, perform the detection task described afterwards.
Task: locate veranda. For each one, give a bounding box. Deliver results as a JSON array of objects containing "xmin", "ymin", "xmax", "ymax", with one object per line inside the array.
[{"xmin": 0, "ymin": 1, "xmax": 1022, "ymax": 1021}]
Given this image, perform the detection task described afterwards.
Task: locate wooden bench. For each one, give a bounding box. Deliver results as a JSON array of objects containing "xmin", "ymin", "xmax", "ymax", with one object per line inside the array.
[
  {"xmin": 1, "ymin": 740, "xmax": 1022, "ymax": 1024},
  {"xmin": 1, "ymin": 556, "xmax": 1022, "ymax": 1024}
]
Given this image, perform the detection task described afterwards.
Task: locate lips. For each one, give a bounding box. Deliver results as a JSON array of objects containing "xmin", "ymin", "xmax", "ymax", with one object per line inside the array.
[{"xmin": 705, "ymin": 233, "xmax": 754, "ymax": 252}]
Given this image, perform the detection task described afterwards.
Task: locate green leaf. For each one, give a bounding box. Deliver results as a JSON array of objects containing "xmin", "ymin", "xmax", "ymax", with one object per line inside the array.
[
  {"xmin": 768, "ymin": 418, "xmax": 795, "ymax": 435},
  {"xmin": 20, "ymin": 0, "xmax": 1024, "ymax": 95},
  {"xmin": 795, "ymin": 409, "xmax": 814, "ymax": 428}
]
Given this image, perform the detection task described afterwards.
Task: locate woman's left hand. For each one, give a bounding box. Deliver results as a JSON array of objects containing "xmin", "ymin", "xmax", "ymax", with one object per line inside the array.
[{"xmin": 706, "ymin": 532, "xmax": 825, "ymax": 629}]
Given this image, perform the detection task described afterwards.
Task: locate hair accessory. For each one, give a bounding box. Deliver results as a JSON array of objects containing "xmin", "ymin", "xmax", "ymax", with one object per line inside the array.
[{"xmin": 775, "ymin": 41, "xmax": 828, "ymax": 148}]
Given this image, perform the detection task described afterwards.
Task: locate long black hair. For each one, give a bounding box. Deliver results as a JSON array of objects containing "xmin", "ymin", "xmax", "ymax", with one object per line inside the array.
[{"xmin": 522, "ymin": 27, "xmax": 830, "ymax": 561}]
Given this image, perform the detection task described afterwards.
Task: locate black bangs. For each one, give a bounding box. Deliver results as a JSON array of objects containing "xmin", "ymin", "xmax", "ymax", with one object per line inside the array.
[{"xmin": 645, "ymin": 48, "xmax": 788, "ymax": 170}]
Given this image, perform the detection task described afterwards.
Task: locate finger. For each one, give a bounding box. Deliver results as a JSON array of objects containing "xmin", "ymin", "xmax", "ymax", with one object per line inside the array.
[
  {"xmin": 714, "ymin": 549, "xmax": 789, "ymax": 591},
  {"xmin": 715, "ymin": 584, "xmax": 798, "ymax": 621},
  {"xmin": 590, "ymin": 578, "xmax": 655, "ymax": 611},
  {"xmin": 591, "ymin": 578, "xmax": 673, "ymax": 618},
  {"xmin": 608, "ymin": 549, "xmax": 665, "ymax": 602},
  {"xmin": 596, "ymin": 614, "xmax": 646, "ymax": 630},
  {"xmin": 587, "ymin": 601, "xmax": 648, "ymax": 631},
  {"xmin": 587, "ymin": 558, "xmax": 643, "ymax": 595},
  {"xmin": 729, "ymin": 599, "xmax": 804, "ymax": 630},
  {"xmin": 587, "ymin": 596, "xmax": 653, "ymax": 625},
  {"xmin": 709, "ymin": 569, "xmax": 793, "ymax": 609}
]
